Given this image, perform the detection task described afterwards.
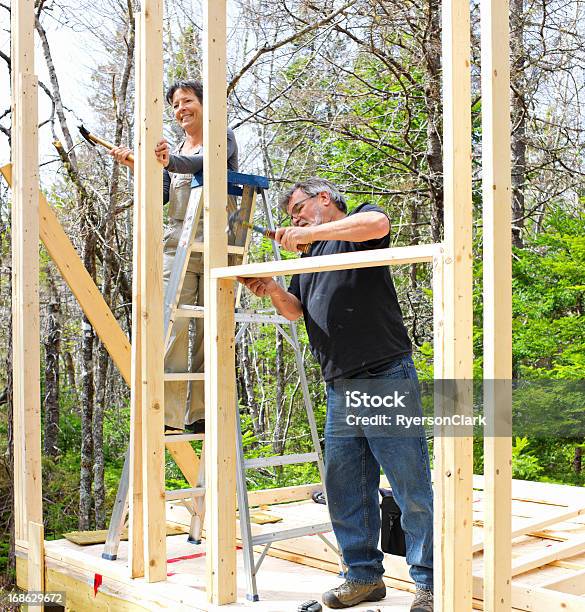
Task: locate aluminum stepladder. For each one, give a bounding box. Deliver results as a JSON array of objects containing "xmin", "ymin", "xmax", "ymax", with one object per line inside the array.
[
  {"xmin": 235, "ymin": 185, "xmax": 342, "ymax": 601},
  {"xmin": 102, "ymin": 172, "xmax": 341, "ymax": 598},
  {"xmin": 102, "ymin": 170, "xmax": 260, "ymax": 559}
]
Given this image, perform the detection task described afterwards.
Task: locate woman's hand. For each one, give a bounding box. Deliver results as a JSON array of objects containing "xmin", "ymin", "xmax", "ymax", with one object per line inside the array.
[
  {"xmin": 109, "ymin": 146, "xmax": 134, "ymax": 170},
  {"xmin": 155, "ymin": 139, "xmax": 170, "ymax": 168}
]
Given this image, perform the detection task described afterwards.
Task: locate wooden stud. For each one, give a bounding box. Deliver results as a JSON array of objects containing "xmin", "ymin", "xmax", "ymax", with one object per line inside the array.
[
  {"xmin": 139, "ymin": 0, "xmax": 166, "ymax": 582},
  {"xmin": 439, "ymin": 0, "xmax": 474, "ymax": 605},
  {"xmin": 481, "ymin": 0, "xmax": 513, "ymax": 606},
  {"xmin": 212, "ymin": 244, "xmax": 440, "ymax": 279},
  {"xmin": 205, "ymin": 278, "xmax": 237, "ymax": 604},
  {"xmin": 10, "ymin": 0, "xmax": 42, "ymax": 554},
  {"xmin": 27, "ymin": 521, "xmax": 45, "ymax": 599},
  {"xmin": 203, "ymin": 1, "xmax": 237, "ymax": 603},
  {"xmin": 129, "ymin": 11, "xmax": 144, "ymax": 579}
]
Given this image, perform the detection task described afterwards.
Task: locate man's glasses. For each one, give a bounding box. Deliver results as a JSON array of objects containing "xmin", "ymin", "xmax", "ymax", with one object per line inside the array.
[{"xmin": 287, "ymin": 194, "xmax": 316, "ymax": 221}]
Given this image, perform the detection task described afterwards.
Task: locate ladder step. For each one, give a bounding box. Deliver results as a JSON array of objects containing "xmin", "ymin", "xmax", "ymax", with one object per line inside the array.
[
  {"xmin": 165, "ymin": 487, "xmax": 206, "ymax": 501},
  {"xmin": 251, "ymin": 522, "xmax": 333, "ymax": 546},
  {"xmin": 175, "ymin": 305, "xmax": 291, "ymax": 325},
  {"xmin": 164, "ymin": 372, "xmax": 204, "ymax": 381},
  {"xmin": 191, "ymin": 242, "xmax": 245, "ymax": 256},
  {"xmin": 164, "ymin": 433, "xmax": 204, "ymax": 443},
  {"xmin": 244, "ymin": 452, "xmax": 319, "ymax": 469}
]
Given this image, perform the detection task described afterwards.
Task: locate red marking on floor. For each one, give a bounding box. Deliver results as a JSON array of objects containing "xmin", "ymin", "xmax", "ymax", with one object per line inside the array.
[
  {"xmin": 93, "ymin": 573, "xmax": 103, "ymax": 596},
  {"xmin": 166, "ymin": 546, "xmax": 242, "ymax": 574}
]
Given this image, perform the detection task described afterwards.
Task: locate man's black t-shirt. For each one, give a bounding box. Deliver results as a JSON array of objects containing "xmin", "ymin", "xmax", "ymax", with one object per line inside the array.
[{"xmin": 288, "ymin": 203, "xmax": 412, "ymax": 382}]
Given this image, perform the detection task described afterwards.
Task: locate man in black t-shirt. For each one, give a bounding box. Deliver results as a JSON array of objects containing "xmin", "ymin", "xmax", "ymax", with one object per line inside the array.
[{"xmin": 238, "ymin": 178, "xmax": 433, "ymax": 612}]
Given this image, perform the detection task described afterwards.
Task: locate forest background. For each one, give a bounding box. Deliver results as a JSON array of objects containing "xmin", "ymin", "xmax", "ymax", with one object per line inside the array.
[{"xmin": 1, "ymin": 0, "xmax": 585, "ymax": 588}]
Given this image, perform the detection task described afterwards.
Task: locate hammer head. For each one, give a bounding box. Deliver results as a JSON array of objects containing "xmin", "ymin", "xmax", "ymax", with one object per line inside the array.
[{"xmin": 78, "ymin": 124, "xmax": 96, "ymax": 147}]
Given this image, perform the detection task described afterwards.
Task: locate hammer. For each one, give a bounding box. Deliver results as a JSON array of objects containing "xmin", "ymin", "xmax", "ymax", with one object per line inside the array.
[
  {"xmin": 78, "ymin": 124, "xmax": 134, "ymax": 162},
  {"xmin": 227, "ymin": 209, "xmax": 312, "ymax": 254}
]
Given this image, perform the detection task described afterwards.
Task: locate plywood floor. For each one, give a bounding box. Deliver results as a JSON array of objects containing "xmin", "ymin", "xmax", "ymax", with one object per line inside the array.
[{"xmin": 19, "ymin": 476, "xmax": 585, "ymax": 611}]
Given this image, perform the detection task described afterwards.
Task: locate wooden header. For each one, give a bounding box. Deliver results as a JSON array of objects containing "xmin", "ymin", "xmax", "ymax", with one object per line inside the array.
[{"xmin": 212, "ymin": 243, "xmax": 442, "ymax": 279}]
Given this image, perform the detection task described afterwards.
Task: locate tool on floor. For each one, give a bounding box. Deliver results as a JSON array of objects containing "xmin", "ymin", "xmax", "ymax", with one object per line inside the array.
[{"xmin": 298, "ymin": 601, "xmax": 322, "ymax": 612}]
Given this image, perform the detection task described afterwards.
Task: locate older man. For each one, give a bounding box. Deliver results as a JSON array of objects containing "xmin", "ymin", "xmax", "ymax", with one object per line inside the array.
[{"xmin": 239, "ymin": 178, "xmax": 433, "ymax": 611}]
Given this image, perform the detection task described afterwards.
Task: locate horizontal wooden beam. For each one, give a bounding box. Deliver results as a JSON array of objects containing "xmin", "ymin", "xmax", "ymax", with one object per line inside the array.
[
  {"xmin": 511, "ymin": 535, "xmax": 585, "ymax": 577},
  {"xmin": 212, "ymin": 244, "xmax": 442, "ymax": 279},
  {"xmin": 472, "ymin": 506, "xmax": 585, "ymax": 553},
  {"xmin": 0, "ymin": 163, "xmax": 131, "ymax": 385}
]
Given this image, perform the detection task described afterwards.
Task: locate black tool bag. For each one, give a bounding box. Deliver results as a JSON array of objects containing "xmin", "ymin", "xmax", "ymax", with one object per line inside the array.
[{"xmin": 380, "ymin": 488, "xmax": 406, "ymax": 557}]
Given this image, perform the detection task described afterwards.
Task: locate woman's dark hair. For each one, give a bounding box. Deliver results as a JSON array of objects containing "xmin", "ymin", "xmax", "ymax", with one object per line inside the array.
[{"xmin": 165, "ymin": 80, "xmax": 203, "ymax": 105}]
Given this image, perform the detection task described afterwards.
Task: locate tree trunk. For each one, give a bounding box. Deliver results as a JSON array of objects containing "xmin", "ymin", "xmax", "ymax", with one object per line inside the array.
[
  {"xmin": 63, "ymin": 350, "xmax": 78, "ymax": 402},
  {"xmin": 43, "ymin": 275, "xmax": 61, "ymax": 458},
  {"xmin": 79, "ymin": 239, "xmax": 96, "ymax": 531},
  {"xmin": 510, "ymin": 0, "xmax": 526, "ymax": 248},
  {"xmin": 272, "ymin": 331, "xmax": 286, "ymax": 456},
  {"xmin": 423, "ymin": 0, "xmax": 444, "ymax": 242},
  {"xmin": 6, "ymin": 263, "xmax": 15, "ymax": 575},
  {"xmin": 93, "ymin": 342, "xmax": 109, "ymax": 529}
]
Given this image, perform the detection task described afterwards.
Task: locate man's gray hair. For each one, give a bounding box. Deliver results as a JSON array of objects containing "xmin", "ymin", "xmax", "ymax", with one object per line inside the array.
[{"xmin": 279, "ymin": 177, "xmax": 347, "ymax": 214}]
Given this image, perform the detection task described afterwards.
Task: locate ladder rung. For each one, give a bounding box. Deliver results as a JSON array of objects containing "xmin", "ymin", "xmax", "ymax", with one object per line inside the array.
[
  {"xmin": 251, "ymin": 522, "xmax": 332, "ymax": 546},
  {"xmin": 164, "ymin": 372, "xmax": 204, "ymax": 381},
  {"xmin": 165, "ymin": 487, "xmax": 205, "ymax": 501},
  {"xmin": 191, "ymin": 242, "xmax": 245, "ymax": 255},
  {"xmin": 175, "ymin": 306, "xmax": 204, "ymax": 318},
  {"xmin": 164, "ymin": 433, "xmax": 204, "ymax": 443},
  {"xmin": 244, "ymin": 452, "xmax": 319, "ymax": 469}
]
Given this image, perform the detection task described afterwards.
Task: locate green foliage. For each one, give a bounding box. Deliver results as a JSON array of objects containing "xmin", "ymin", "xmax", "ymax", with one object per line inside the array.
[
  {"xmin": 511, "ymin": 437, "xmax": 544, "ymax": 480},
  {"xmin": 512, "ymin": 209, "xmax": 585, "ymax": 379}
]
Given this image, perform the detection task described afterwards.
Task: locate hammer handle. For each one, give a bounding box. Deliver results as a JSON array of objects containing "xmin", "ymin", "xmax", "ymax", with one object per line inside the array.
[
  {"xmin": 245, "ymin": 222, "xmax": 311, "ymax": 254},
  {"xmin": 88, "ymin": 132, "xmax": 135, "ymax": 163}
]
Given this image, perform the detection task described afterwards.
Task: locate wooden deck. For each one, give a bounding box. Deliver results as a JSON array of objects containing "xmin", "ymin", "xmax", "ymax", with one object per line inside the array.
[{"xmin": 14, "ymin": 477, "xmax": 585, "ymax": 611}]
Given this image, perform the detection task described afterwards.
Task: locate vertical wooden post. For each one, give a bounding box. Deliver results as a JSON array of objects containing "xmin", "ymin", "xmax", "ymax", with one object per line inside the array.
[
  {"xmin": 139, "ymin": 0, "xmax": 166, "ymax": 583},
  {"xmin": 11, "ymin": 0, "xmax": 43, "ymax": 554},
  {"xmin": 27, "ymin": 521, "xmax": 45, "ymax": 597},
  {"xmin": 129, "ymin": 10, "xmax": 144, "ymax": 579},
  {"xmin": 481, "ymin": 0, "xmax": 513, "ymax": 607},
  {"xmin": 203, "ymin": 0, "xmax": 237, "ymax": 604},
  {"xmin": 437, "ymin": 0, "xmax": 474, "ymax": 606}
]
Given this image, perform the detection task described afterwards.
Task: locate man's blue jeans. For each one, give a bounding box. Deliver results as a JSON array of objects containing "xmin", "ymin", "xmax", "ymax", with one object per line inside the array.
[{"xmin": 324, "ymin": 354, "xmax": 434, "ymax": 590}]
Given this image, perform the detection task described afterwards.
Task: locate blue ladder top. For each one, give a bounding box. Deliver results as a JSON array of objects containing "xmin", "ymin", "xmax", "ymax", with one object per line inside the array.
[{"xmin": 191, "ymin": 171, "xmax": 269, "ymax": 196}]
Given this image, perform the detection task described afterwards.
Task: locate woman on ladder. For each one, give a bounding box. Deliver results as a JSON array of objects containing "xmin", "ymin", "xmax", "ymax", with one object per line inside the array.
[{"xmin": 110, "ymin": 79, "xmax": 239, "ymax": 434}]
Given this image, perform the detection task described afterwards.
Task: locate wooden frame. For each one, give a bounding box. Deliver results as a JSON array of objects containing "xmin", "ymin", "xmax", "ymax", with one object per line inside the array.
[
  {"xmin": 129, "ymin": 10, "xmax": 144, "ymax": 579},
  {"xmin": 202, "ymin": 1, "xmax": 238, "ymax": 604},
  {"xmin": 10, "ymin": 0, "xmax": 43, "ymax": 552},
  {"xmin": 481, "ymin": 0, "xmax": 513, "ymax": 606},
  {"xmin": 138, "ymin": 0, "xmax": 166, "ymax": 583},
  {"xmin": 6, "ymin": 0, "xmax": 526, "ymax": 607},
  {"xmin": 439, "ymin": 0, "xmax": 475, "ymax": 607}
]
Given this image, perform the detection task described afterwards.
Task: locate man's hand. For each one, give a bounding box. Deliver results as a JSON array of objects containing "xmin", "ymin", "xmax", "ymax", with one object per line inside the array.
[
  {"xmin": 155, "ymin": 139, "xmax": 170, "ymax": 167},
  {"xmin": 237, "ymin": 276, "xmax": 278, "ymax": 298},
  {"xmin": 275, "ymin": 226, "xmax": 314, "ymax": 252},
  {"xmin": 237, "ymin": 275, "xmax": 303, "ymax": 320},
  {"xmin": 109, "ymin": 146, "xmax": 134, "ymax": 170}
]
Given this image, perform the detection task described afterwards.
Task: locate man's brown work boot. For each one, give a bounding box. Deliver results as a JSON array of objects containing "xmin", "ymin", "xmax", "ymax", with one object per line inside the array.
[
  {"xmin": 410, "ymin": 587, "xmax": 433, "ymax": 611},
  {"xmin": 322, "ymin": 578, "xmax": 386, "ymax": 609}
]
